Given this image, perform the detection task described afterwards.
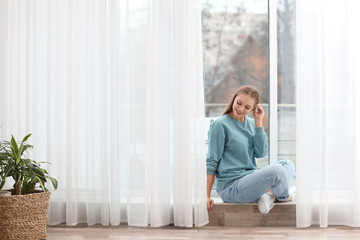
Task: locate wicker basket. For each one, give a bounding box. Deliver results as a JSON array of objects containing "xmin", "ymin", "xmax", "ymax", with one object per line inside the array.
[{"xmin": 0, "ymin": 191, "xmax": 51, "ymax": 240}]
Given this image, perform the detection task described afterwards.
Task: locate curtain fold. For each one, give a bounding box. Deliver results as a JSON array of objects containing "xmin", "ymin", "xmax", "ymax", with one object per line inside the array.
[
  {"xmin": 0, "ymin": 0, "xmax": 208, "ymax": 227},
  {"xmin": 296, "ymin": 0, "xmax": 360, "ymax": 227}
]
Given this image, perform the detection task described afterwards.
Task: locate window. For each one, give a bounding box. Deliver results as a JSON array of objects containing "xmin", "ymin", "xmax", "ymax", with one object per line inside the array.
[
  {"xmin": 202, "ymin": 0, "xmax": 269, "ymax": 168},
  {"xmin": 202, "ymin": 0, "xmax": 296, "ymax": 173}
]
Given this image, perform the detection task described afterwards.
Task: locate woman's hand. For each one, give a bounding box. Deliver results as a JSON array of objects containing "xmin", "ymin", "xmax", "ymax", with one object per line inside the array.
[
  {"xmin": 207, "ymin": 197, "xmax": 214, "ymax": 211},
  {"xmin": 253, "ymin": 104, "xmax": 265, "ymax": 127},
  {"xmin": 207, "ymin": 175, "xmax": 215, "ymax": 211}
]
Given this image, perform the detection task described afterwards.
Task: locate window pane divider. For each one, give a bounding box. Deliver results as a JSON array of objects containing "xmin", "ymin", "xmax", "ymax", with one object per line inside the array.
[{"xmin": 269, "ymin": 0, "xmax": 278, "ymax": 164}]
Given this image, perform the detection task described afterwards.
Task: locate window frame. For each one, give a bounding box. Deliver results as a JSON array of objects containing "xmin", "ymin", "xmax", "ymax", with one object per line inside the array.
[
  {"xmin": 206, "ymin": 0, "xmax": 281, "ymax": 197},
  {"xmin": 269, "ymin": 0, "xmax": 278, "ymax": 164}
]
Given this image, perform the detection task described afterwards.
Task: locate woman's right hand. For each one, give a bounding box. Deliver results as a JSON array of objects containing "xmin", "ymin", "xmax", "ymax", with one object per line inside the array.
[{"xmin": 207, "ymin": 197, "xmax": 214, "ymax": 211}]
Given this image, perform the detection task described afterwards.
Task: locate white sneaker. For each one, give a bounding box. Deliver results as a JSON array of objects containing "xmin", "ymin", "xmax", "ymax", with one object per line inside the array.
[
  {"xmin": 257, "ymin": 193, "xmax": 274, "ymax": 214},
  {"xmin": 289, "ymin": 186, "xmax": 296, "ymax": 201}
]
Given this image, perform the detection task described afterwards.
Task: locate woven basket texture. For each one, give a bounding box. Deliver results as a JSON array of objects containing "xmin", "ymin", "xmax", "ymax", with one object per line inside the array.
[{"xmin": 0, "ymin": 191, "xmax": 51, "ymax": 240}]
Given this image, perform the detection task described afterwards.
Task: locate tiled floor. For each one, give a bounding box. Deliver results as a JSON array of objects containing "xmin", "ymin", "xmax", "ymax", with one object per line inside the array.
[{"xmin": 47, "ymin": 225, "xmax": 360, "ymax": 240}]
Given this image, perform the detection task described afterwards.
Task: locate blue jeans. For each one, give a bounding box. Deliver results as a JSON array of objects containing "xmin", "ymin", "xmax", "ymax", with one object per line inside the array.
[{"xmin": 217, "ymin": 160, "xmax": 295, "ymax": 204}]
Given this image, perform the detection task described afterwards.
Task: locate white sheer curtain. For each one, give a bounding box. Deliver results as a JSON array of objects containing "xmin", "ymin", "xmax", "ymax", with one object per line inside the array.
[
  {"xmin": 0, "ymin": 0, "xmax": 208, "ymax": 227},
  {"xmin": 296, "ymin": 0, "xmax": 360, "ymax": 227}
]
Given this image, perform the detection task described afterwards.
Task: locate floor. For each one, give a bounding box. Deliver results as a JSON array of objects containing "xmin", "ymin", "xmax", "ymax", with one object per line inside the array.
[{"xmin": 47, "ymin": 225, "xmax": 360, "ymax": 240}]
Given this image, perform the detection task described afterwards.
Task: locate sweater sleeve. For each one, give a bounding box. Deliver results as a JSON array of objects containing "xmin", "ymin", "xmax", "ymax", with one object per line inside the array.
[
  {"xmin": 206, "ymin": 121, "xmax": 226, "ymax": 175},
  {"xmin": 253, "ymin": 127, "xmax": 268, "ymax": 158}
]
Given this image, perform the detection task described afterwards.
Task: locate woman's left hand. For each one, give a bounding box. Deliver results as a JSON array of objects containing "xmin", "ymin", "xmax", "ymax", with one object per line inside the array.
[{"xmin": 253, "ymin": 104, "xmax": 265, "ymax": 126}]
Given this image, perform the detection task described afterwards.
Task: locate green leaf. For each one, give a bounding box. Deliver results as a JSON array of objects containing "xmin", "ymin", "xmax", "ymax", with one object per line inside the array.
[
  {"xmin": 10, "ymin": 136, "xmax": 18, "ymax": 152},
  {"xmin": 10, "ymin": 136, "xmax": 20, "ymax": 164},
  {"xmin": 21, "ymin": 169, "xmax": 31, "ymax": 175},
  {"xmin": 9, "ymin": 152, "xmax": 17, "ymax": 160},
  {"xmin": 30, "ymin": 177, "xmax": 38, "ymax": 184},
  {"xmin": 23, "ymin": 158, "xmax": 32, "ymax": 165},
  {"xmin": 32, "ymin": 167, "xmax": 45, "ymax": 177},
  {"xmin": 31, "ymin": 160, "xmax": 51, "ymax": 165},
  {"xmin": 21, "ymin": 134, "xmax": 31, "ymax": 144},
  {"xmin": 47, "ymin": 176, "xmax": 58, "ymax": 190},
  {"xmin": 19, "ymin": 144, "xmax": 33, "ymax": 157},
  {"xmin": 5, "ymin": 166, "xmax": 13, "ymax": 175},
  {"xmin": 14, "ymin": 173, "xmax": 21, "ymax": 183},
  {"xmin": 0, "ymin": 180, "xmax": 6, "ymax": 191},
  {"xmin": 35, "ymin": 176, "xmax": 46, "ymax": 192},
  {"xmin": 30, "ymin": 168, "xmax": 47, "ymax": 183}
]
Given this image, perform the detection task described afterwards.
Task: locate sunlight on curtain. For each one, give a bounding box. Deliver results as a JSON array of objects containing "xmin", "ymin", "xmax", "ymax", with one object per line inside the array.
[
  {"xmin": 296, "ymin": 0, "xmax": 360, "ymax": 227},
  {"xmin": 0, "ymin": 0, "xmax": 208, "ymax": 227}
]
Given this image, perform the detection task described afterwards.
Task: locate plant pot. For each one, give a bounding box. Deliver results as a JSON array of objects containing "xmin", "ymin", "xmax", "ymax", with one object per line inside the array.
[
  {"xmin": 0, "ymin": 191, "xmax": 51, "ymax": 240},
  {"xmin": 0, "ymin": 190, "xmax": 11, "ymax": 196}
]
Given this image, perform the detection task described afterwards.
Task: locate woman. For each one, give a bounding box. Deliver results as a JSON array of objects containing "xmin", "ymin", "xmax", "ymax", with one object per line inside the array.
[{"xmin": 206, "ymin": 85, "xmax": 295, "ymax": 214}]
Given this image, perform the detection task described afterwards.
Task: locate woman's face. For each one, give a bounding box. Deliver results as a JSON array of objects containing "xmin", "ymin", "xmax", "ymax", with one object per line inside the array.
[{"xmin": 230, "ymin": 94, "xmax": 255, "ymax": 122}]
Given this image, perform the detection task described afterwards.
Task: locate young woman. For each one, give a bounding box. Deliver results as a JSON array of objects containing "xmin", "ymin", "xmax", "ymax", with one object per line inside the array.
[{"xmin": 206, "ymin": 85, "xmax": 295, "ymax": 214}]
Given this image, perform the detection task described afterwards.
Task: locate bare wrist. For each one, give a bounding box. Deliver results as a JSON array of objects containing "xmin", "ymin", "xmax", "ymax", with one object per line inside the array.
[{"xmin": 255, "ymin": 119, "xmax": 263, "ymax": 128}]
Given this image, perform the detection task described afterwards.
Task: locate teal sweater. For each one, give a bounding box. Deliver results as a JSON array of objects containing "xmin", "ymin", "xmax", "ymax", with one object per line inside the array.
[{"xmin": 206, "ymin": 114, "xmax": 268, "ymax": 191}]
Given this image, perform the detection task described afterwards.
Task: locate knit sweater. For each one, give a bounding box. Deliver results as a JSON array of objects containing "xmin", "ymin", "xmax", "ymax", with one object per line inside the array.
[{"xmin": 206, "ymin": 114, "xmax": 268, "ymax": 191}]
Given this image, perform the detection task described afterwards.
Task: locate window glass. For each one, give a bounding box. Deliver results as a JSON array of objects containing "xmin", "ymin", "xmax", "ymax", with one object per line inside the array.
[{"xmin": 202, "ymin": 0, "xmax": 269, "ymax": 167}]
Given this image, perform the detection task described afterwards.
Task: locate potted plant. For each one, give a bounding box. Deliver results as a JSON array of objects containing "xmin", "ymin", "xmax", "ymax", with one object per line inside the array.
[{"xmin": 0, "ymin": 134, "xmax": 58, "ymax": 240}]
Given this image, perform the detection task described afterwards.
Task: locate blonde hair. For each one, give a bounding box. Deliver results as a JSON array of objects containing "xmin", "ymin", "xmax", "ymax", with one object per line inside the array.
[{"xmin": 222, "ymin": 85, "xmax": 260, "ymax": 115}]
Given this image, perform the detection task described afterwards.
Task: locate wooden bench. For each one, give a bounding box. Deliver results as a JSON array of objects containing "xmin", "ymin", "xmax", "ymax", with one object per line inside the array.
[{"xmin": 208, "ymin": 199, "xmax": 296, "ymax": 227}]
